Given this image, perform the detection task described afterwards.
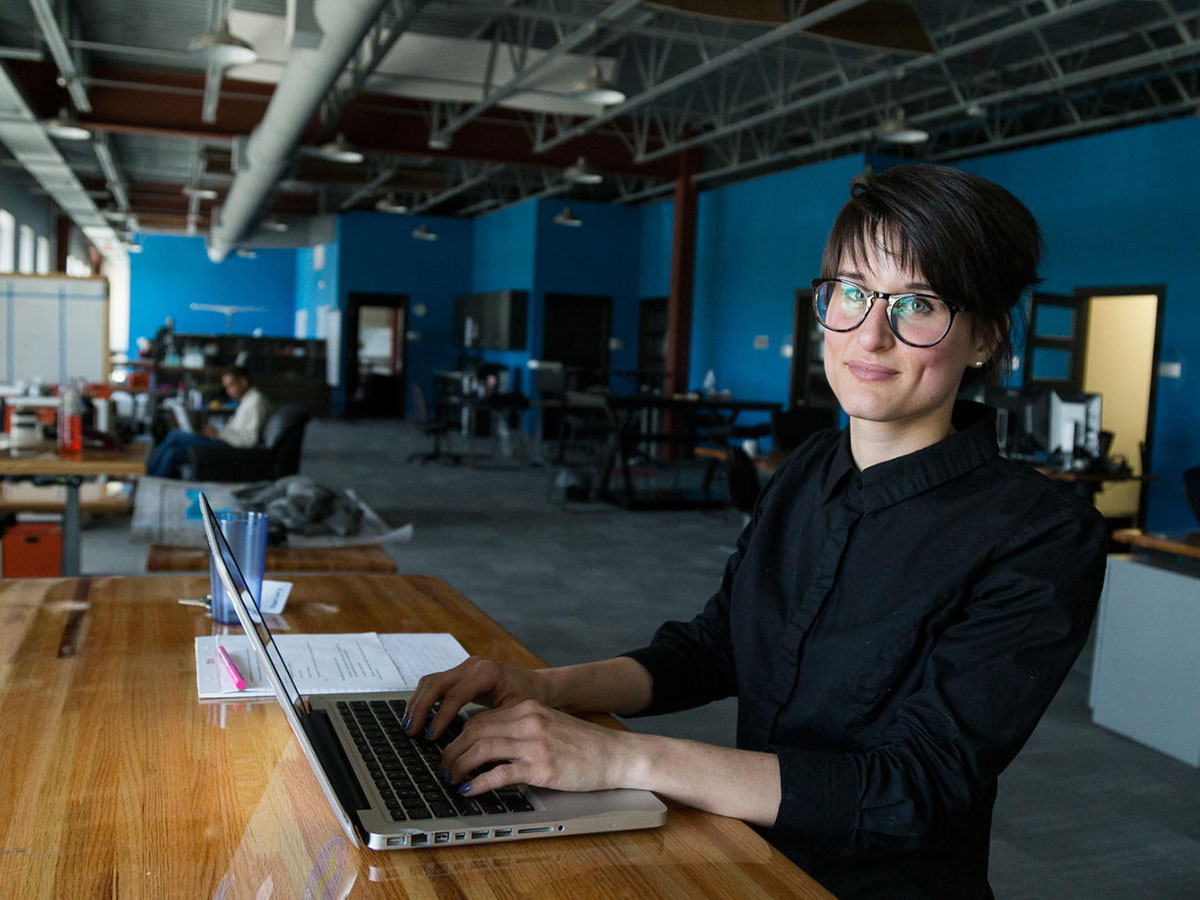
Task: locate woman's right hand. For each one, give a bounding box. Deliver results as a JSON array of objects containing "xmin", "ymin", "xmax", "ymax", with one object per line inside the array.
[{"xmin": 403, "ymin": 656, "xmax": 548, "ymax": 740}]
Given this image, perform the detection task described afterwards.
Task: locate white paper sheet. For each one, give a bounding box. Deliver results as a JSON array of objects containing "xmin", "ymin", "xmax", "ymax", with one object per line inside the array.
[
  {"xmin": 194, "ymin": 632, "xmax": 470, "ymax": 700},
  {"xmin": 378, "ymin": 633, "xmax": 470, "ymax": 689}
]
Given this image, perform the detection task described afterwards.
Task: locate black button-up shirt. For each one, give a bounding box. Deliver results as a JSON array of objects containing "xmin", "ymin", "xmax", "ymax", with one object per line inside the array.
[{"xmin": 623, "ymin": 401, "xmax": 1107, "ymax": 900}]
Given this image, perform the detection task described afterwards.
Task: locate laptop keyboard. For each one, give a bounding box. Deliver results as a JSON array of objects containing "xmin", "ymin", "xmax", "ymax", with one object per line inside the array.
[{"xmin": 336, "ymin": 699, "xmax": 535, "ymax": 822}]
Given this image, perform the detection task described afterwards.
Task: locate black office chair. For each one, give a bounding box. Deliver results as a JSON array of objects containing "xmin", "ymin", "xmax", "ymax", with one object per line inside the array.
[
  {"xmin": 183, "ymin": 403, "xmax": 311, "ymax": 482},
  {"xmin": 407, "ymin": 384, "xmax": 461, "ymax": 464},
  {"xmin": 727, "ymin": 446, "xmax": 762, "ymax": 514}
]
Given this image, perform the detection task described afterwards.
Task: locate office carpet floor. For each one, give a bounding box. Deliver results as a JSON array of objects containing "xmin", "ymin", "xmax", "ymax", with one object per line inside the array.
[{"xmin": 80, "ymin": 417, "xmax": 1200, "ymax": 899}]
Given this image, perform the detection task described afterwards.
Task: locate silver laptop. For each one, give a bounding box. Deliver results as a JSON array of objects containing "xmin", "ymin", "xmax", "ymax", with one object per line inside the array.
[{"xmin": 200, "ymin": 492, "xmax": 666, "ymax": 850}]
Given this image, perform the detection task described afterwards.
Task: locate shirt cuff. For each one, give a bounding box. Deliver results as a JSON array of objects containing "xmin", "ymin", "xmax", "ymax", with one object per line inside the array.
[
  {"xmin": 617, "ymin": 646, "xmax": 694, "ymax": 717},
  {"xmin": 771, "ymin": 746, "xmax": 859, "ymax": 849}
]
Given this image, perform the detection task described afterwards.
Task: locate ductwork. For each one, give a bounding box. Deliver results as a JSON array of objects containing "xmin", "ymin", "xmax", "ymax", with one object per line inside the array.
[{"xmin": 206, "ymin": 0, "xmax": 392, "ymax": 263}]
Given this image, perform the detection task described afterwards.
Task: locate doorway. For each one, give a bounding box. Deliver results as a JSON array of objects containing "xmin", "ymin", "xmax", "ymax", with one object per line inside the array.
[
  {"xmin": 540, "ymin": 293, "xmax": 612, "ymax": 442},
  {"xmin": 345, "ymin": 291, "xmax": 408, "ymax": 418},
  {"xmin": 1025, "ymin": 286, "xmax": 1164, "ymax": 526},
  {"xmin": 637, "ymin": 297, "xmax": 668, "ymax": 392}
]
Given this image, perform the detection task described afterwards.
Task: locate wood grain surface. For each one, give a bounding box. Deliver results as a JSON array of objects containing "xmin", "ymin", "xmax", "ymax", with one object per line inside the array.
[
  {"xmin": 145, "ymin": 542, "xmax": 399, "ymax": 573},
  {"xmin": 0, "ymin": 574, "xmax": 834, "ymax": 899},
  {"xmin": 1111, "ymin": 528, "xmax": 1200, "ymax": 561},
  {"xmin": 0, "ymin": 440, "xmax": 147, "ymax": 477}
]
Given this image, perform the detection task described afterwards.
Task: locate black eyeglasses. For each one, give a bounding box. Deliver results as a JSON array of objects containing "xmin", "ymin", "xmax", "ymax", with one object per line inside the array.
[{"xmin": 811, "ymin": 278, "xmax": 967, "ymax": 348}]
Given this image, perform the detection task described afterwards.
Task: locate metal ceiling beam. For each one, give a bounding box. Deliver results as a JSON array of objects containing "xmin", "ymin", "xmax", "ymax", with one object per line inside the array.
[
  {"xmin": 408, "ymin": 163, "xmax": 503, "ymax": 214},
  {"xmin": 531, "ymin": 0, "xmax": 866, "ymax": 154},
  {"xmin": 28, "ymin": 0, "xmax": 90, "ymax": 112},
  {"xmin": 630, "ymin": 0, "xmax": 1128, "ymax": 165},
  {"xmin": 92, "ymin": 131, "xmax": 130, "ymax": 212},
  {"xmin": 311, "ymin": 0, "xmax": 433, "ymax": 143},
  {"xmin": 429, "ymin": 0, "xmax": 643, "ymax": 148}
]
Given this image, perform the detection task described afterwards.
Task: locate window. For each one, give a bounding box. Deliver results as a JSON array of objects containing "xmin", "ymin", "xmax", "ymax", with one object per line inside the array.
[
  {"xmin": 18, "ymin": 224, "xmax": 35, "ymax": 274},
  {"xmin": 0, "ymin": 209, "xmax": 14, "ymax": 273},
  {"xmin": 35, "ymin": 235, "xmax": 50, "ymax": 274}
]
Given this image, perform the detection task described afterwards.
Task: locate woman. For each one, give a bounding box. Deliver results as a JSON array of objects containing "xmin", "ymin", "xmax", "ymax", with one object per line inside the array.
[{"xmin": 404, "ymin": 165, "xmax": 1107, "ymax": 899}]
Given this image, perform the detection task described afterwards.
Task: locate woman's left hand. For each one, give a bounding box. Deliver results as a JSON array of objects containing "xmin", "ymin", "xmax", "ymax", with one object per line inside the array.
[{"xmin": 440, "ymin": 699, "xmax": 634, "ymax": 796}]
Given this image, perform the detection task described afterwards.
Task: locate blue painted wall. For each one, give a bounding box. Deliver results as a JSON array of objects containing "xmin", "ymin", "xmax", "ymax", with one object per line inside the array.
[
  {"xmin": 294, "ymin": 238, "xmax": 340, "ymax": 339},
  {"xmin": 336, "ymin": 211, "xmax": 474, "ymax": 416},
  {"xmin": 128, "ymin": 234, "xmax": 297, "ymax": 348},
  {"xmin": 690, "ymin": 155, "xmax": 866, "ymax": 433},
  {"xmin": 469, "ymin": 201, "xmax": 538, "ymax": 390},
  {"xmin": 638, "ymin": 198, "xmax": 673, "ymax": 300},
  {"xmin": 957, "ymin": 116, "xmax": 1200, "ymax": 531}
]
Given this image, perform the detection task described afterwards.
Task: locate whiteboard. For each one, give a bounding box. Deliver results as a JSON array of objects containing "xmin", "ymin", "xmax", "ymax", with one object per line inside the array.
[{"xmin": 0, "ymin": 275, "xmax": 107, "ymax": 384}]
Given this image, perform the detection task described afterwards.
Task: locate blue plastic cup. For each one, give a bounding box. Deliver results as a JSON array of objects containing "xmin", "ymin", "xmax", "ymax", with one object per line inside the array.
[{"xmin": 207, "ymin": 510, "xmax": 269, "ymax": 625}]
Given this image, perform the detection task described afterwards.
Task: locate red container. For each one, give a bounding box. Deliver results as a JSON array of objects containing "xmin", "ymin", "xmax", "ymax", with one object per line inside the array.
[{"xmin": 2, "ymin": 523, "xmax": 62, "ymax": 577}]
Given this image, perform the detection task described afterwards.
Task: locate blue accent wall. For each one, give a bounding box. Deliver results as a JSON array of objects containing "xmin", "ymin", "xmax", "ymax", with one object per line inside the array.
[
  {"xmin": 336, "ymin": 211, "xmax": 474, "ymax": 416},
  {"xmin": 957, "ymin": 116, "xmax": 1200, "ymax": 531},
  {"xmin": 690, "ymin": 155, "xmax": 866, "ymax": 422},
  {"xmin": 469, "ymin": 201, "xmax": 538, "ymax": 391},
  {"xmin": 294, "ymin": 238, "xmax": 340, "ymax": 339},
  {"xmin": 128, "ymin": 234, "xmax": 297, "ymax": 347},
  {"xmin": 637, "ymin": 198, "xmax": 674, "ymax": 300}
]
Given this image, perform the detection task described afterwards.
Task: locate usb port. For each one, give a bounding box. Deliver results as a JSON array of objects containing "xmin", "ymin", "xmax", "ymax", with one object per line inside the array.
[
  {"xmin": 386, "ymin": 836, "xmax": 406, "ymax": 846},
  {"xmin": 434, "ymin": 832, "xmax": 450, "ymax": 844},
  {"xmin": 494, "ymin": 828, "xmax": 512, "ymax": 837},
  {"xmin": 470, "ymin": 830, "xmax": 489, "ymax": 840},
  {"xmin": 453, "ymin": 832, "xmax": 467, "ymax": 841},
  {"xmin": 411, "ymin": 834, "xmax": 429, "ymax": 846}
]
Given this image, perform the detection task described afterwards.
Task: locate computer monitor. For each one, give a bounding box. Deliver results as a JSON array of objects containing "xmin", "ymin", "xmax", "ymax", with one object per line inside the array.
[{"xmin": 1048, "ymin": 390, "xmax": 1102, "ymax": 459}]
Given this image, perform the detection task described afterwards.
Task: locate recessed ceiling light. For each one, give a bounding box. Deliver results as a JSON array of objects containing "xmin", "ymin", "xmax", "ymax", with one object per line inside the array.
[
  {"xmin": 564, "ymin": 156, "xmax": 603, "ymax": 184},
  {"xmin": 44, "ymin": 107, "xmax": 90, "ymax": 141},
  {"xmin": 875, "ymin": 109, "xmax": 929, "ymax": 145},
  {"xmin": 188, "ymin": 18, "xmax": 258, "ymax": 68},
  {"xmin": 569, "ymin": 65, "xmax": 626, "ymax": 106},
  {"xmin": 314, "ymin": 133, "xmax": 365, "ymax": 164},
  {"xmin": 375, "ymin": 193, "xmax": 409, "ymax": 214},
  {"xmin": 411, "ymin": 224, "xmax": 438, "ymax": 242}
]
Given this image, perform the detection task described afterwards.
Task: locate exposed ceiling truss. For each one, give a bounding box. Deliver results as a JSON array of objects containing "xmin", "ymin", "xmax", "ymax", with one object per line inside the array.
[{"xmin": 0, "ymin": 0, "xmax": 1195, "ymax": 254}]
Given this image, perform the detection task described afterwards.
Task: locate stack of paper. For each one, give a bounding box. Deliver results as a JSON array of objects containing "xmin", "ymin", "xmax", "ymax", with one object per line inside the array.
[{"xmin": 195, "ymin": 632, "xmax": 470, "ymax": 699}]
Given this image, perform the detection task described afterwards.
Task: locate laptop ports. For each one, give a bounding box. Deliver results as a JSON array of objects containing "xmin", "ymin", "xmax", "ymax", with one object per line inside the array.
[
  {"xmin": 494, "ymin": 828, "xmax": 512, "ymax": 837},
  {"xmin": 470, "ymin": 830, "xmax": 489, "ymax": 840},
  {"xmin": 434, "ymin": 832, "xmax": 450, "ymax": 844},
  {"xmin": 410, "ymin": 834, "xmax": 429, "ymax": 847}
]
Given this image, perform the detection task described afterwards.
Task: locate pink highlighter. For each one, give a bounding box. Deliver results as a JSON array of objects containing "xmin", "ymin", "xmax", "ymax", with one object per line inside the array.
[{"xmin": 217, "ymin": 645, "xmax": 246, "ymax": 691}]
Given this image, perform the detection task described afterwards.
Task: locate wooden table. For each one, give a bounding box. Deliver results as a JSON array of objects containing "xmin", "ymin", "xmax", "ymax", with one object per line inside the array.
[
  {"xmin": 0, "ymin": 440, "xmax": 147, "ymax": 575},
  {"xmin": 0, "ymin": 574, "xmax": 833, "ymax": 899},
  {"xmin": 146, "ymin": 542, "xmax": 399, "ymax": 573},
  {"xmin": 1111, "ymin": 527, "xmax": 1200, "ymax": 562}
]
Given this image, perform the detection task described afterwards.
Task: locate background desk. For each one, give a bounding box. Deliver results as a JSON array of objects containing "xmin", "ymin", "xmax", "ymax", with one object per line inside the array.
[
  {"xmin": 0, "ymin": 574, "xmax": 832, "ymax": 899},
  {"xmin": 145, "ymin": 542, "xmax": 398, "ymax": 573},
  {"xmin": 0, "ymin": 440, "xmax": 146, "ymax": 575}
]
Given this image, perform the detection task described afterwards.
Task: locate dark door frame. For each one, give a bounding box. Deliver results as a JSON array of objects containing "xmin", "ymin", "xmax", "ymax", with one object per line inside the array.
[
  {"xmin": 1071, "ymin": 283, "xmax": 1166, "ymax": 529},
  {"xmin": 344, "ymin": 291, "xmax": 409, "ymax": 419}
]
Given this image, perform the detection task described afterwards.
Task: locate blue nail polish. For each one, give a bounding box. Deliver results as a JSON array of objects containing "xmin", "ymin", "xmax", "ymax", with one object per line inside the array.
[
  {"xmin": 443, "ymin": 770, "xmax": 452, "ymax": 784},
  {"xmin": 424, "ymin": 726, "xmax": 434, "ymax": 738},
  {"xmin": 458, "ymin": 783, "xmax": 471, "ymax": 795},
  {"xmin": 401, "ymin": 714, "xmax": 410, "ymax": 730}
]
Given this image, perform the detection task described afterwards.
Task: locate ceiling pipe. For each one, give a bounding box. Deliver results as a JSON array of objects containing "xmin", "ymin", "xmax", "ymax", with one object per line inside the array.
[{"xmin": 207, "ymin": 0, "xmax": 393, "ymax": 262}]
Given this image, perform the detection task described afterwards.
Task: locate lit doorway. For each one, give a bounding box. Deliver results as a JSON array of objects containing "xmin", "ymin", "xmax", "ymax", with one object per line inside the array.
[
  {"xmin": 1079, "ymin": 289, "xmax": 1162, "ymax": 524},
  {"xmin": 345, "ymin": 291, "xmax": 408, "ymax": 418}
]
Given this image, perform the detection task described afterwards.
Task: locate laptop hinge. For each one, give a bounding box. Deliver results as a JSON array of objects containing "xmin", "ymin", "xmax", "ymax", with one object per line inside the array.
[{"xmin": 300, "ymin": 706, "xmax": 370, "ymax": 813}]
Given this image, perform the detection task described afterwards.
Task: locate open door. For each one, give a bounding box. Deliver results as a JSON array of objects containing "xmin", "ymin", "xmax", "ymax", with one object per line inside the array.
[{"xmin": 345, "ymin": 291, "xmax": 408, "ymax": 418}]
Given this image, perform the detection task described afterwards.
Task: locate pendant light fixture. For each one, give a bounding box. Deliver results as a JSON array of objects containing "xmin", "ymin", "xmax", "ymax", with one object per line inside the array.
[
  {"xmin": 875, "ymin": 108, "xmax": 929, "ymax": 145},
  {"xmin": 188, "ymin": 17, "xmax": 258, "ymax": 68},
  {"xmin": 43, "ymin": 107, "xmax": 90, "ymax": 141},
  {"xmin": 375, "ymin": 193, "xmax": 410, "ymax": 214},
  {"xmin": 411, "ymin": 224, "xmax": 438, "ymax": 242},
  {"xmin": 314, "ymin": 133, "xmax": 365, "ymax": 164},
  {"xmin": 569, "ymin": 65, "xmax": 626, "ymax": 106},
  {"xmin": 553, "ymin": 206, "xmax": 582, "ymax": 227},
  {"xmin": 564, "ymin": 156, "xmax": 603, "ymax": 185}
]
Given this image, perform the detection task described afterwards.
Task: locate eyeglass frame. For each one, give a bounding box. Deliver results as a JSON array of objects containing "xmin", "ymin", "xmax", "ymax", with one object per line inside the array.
[{"xmin": 810, "ymin": 278, "xmax": 968, "ymax": 348}]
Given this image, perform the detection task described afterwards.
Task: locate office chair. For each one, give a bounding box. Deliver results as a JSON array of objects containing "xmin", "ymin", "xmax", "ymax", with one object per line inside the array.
[
  {"xmin": 407, "ymin": 384, "xmax": 461, "ymax": 464},
  {"xmin": 183, "ymin": 403, "xmax": 311, "ymax": 483},
  {"xmin": 726, "ymin": 446, "xmax": 762, "ymax": 515}
]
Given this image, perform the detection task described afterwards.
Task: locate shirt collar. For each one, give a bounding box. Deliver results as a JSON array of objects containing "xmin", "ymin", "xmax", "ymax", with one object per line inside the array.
[{"xmin": 822, "ymin": 400, "xmax": 999, "ymax": 510}]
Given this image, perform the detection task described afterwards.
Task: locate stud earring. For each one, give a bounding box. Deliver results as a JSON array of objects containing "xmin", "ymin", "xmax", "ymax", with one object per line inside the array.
[{"xmin": 973, "ymin": 360, "xmax": 985, "ymax": 368}]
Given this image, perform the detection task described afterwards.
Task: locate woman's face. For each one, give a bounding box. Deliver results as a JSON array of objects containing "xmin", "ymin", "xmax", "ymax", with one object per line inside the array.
[{"xmin": 822, "ymin": 238, "xmax": 991, "ymax": 440}]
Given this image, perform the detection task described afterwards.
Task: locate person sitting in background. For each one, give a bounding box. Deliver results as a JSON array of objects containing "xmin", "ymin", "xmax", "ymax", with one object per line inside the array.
[{"xmin": 145, "ymin": 366, "xmax": 270, "ymax": 478}]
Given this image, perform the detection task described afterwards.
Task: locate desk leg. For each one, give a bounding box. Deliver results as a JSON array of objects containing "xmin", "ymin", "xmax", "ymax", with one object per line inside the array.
[{"xmin": 62, "ymin": 477, "xmax": 82, "ymax": 577}]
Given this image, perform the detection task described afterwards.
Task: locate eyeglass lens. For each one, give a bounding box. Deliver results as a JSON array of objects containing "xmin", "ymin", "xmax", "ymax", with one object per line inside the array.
[{"xmin": 814, "ymin": 280, "xmax": 952, "ymax": 347}]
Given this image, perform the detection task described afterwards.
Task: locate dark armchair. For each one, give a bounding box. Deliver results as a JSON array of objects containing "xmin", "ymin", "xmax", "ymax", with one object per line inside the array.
[{"xmin": 182, "ymin": 403, "xmax": 311, "ymax": 482}]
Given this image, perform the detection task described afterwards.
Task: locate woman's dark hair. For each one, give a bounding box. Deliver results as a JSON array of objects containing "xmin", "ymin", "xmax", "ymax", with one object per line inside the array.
[
  {"xmin": 820, "ymin": 164, "xmax": 1041, "ymax": 385},
  {"xmin": 226, "ymin": 365, "xmax": 252, "ymax": 382}
]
